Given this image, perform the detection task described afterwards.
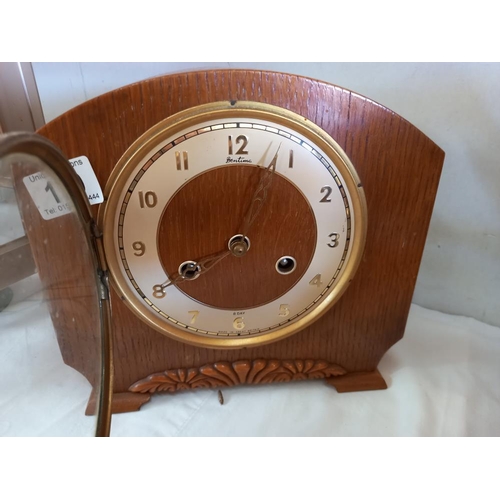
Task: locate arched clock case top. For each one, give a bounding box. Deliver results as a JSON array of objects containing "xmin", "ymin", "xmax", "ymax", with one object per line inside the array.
[{"xmin": 30, "ymin": 69, "xmax": 444, "ymax": 414}]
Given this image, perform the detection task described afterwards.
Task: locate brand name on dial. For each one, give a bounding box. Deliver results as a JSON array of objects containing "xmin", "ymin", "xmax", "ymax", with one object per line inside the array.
[{"xmin": 226, "ymin": 156, "xmax": 252, "ymax": 164}]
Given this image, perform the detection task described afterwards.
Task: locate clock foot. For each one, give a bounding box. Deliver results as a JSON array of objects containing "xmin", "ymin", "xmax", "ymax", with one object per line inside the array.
[
  {"xmin": 86, "ymin": 390, "xmax": 151, "ymax": 415},
  {"xmin": 110, "ymin": 392, "xmax": 152, "ymax": 413},
  {"xmin": 325, "ymin": 369, "xmax": 387, "ymax": 393}
]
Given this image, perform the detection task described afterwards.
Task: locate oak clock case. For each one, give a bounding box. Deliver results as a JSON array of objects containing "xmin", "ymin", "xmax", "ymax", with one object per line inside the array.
[
  {"xmin": 100, "ymin": 101, "xmax": 367, "ymax": 349},
  {"xmin": 33, "ymin": 69, "xmax": 444, "ymax": 415}
]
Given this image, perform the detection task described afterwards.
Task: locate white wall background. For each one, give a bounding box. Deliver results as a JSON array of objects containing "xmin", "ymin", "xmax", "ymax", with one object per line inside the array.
[{"xmin": 32, "ymin": 62, "xmax": 500, "ymax": 327}]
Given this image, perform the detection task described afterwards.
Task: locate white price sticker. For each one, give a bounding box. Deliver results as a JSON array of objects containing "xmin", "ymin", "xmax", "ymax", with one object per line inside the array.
[
  {"xmin": 22, "ymin": 155, "xmax": 103, "ymax": 221},
  {"xmin": 69, "ymin": 155, "xmax": 103, "ymax": 205},
  {"xmin": 23, "ymin": 171, "xmax": 73, "ymax": 221}
]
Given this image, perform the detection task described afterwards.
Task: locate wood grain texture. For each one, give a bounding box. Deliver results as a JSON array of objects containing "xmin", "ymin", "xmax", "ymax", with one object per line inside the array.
[{"xmin": 35, "ymin": 69, "xmax": 445, "ymax": 407}]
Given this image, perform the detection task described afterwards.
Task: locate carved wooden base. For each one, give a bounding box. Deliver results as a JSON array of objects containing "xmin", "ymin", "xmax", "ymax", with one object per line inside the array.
[
  {"xmin": 129, "ymin": 359, "xmax": 346, "ymax": 394},
  {"xmin": 99, "ymin": 359, "xmax": 387, "ymax": 414}
]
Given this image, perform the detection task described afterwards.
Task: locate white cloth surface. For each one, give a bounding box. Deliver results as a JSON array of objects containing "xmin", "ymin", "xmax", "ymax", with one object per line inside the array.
[
  {"xmin": 0, "ymin": 290, "xmax": 99, "ymax": 436},
  {"xmin": 1, "ymin": 296, "xmax": 499, "ymax": 437}
]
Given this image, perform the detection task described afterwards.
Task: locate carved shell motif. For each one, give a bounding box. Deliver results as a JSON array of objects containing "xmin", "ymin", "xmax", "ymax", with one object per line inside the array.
[{"xmin": 129, "ymin": 359, "xmax": 346, "ymax": 394}]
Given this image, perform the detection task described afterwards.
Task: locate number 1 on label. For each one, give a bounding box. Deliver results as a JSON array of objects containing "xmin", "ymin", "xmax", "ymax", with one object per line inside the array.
[{"xmin": 45, "ymin": 181, "xmax": 60, "ymax": 203}]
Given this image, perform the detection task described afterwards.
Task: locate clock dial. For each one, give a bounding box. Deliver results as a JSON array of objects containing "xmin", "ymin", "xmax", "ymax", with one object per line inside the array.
[
  {"xmin": 158, "ymin": 164, "xmax": 317, "ymax": 309},
  {"xmin": 101, "ymin": 101, "xmax": 367, "ymax": 348}
]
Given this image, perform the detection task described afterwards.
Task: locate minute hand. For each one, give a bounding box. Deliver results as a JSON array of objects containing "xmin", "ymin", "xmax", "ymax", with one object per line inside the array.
[{"xmin": 239, "ymin": 144, "xmax": 281, "ymax": 238}]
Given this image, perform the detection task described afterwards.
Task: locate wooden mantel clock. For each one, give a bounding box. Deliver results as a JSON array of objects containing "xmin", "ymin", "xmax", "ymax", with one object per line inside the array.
[{"xmin": 18, "ymin": 69, "xmax": 445, "ymax": 414}]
